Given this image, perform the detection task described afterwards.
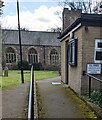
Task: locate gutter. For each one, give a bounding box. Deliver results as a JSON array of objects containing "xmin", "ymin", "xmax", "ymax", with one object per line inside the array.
[{"xmin": 58, "ymin": 18, "xmax": 81, "ymax": 41}]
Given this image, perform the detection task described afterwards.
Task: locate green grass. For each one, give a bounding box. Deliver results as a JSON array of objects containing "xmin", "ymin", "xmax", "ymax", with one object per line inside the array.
[
  {"xmin": 0, "ymin": 70, "xmax": 59, "ymax": 90},
  {"xmin": 34, "ymin": 71, "xmax": 59, "ymax": 80}
]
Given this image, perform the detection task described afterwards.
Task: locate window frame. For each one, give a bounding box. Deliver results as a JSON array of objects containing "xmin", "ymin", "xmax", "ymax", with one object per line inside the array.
[
  {"xmin": 50, "ymin": 49, "xmax": 59, "ymax": 65},
  {"xmin": 28, "ymin": 48, "xmax": 38, "ymax": 64},
  {"xmin": 94, "ymin": 39, "xmax": 102, "ymax": 63},
  {"xmin": 68, "ymin": 38, "xmax": 77, "ymax": 66},
  {"xmin": 6, "ymin": 47, "xmax": 16, "ymax": 64}
]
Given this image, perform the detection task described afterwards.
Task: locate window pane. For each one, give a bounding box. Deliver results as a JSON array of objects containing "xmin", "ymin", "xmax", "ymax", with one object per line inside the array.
[
  {"xmin": 68, "ymin": 39, "xmax": 77, "ymax": 66},
  {"xmin": 72, "ymin": 42, "xmax": 75, "ymax": 63},
  {"xmin": 50, "ymin": 49, "xmax": 59, "ymax": 64},
  {"xmin": 28, "ymin": 48, "xmax": 38, "ymax": 63},
  {"xmin": 96, "ymin": 51, "xmax": 102, "ymax": 60},
  {"xmin": 98, "ymin": 43, "xmax": 102, "ymax": 48},
  {"xmin": 6, "ymin": 48, "xmax": 16, "ymax": 63},
  {"xmin": 68, "ymin": 44, "xmax": 71, "ymax": 62}
]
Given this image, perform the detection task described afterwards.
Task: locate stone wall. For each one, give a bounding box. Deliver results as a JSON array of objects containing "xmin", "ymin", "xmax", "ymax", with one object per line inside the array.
[{"xmin": 2, "ymin": 44, "xmax": 60, "ymax": 70}]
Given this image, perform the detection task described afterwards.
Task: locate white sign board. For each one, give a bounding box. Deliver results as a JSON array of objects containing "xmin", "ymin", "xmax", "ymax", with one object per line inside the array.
[{"xmin": 87, "ymin": 64, "xmax": 101, "ymax": 74}]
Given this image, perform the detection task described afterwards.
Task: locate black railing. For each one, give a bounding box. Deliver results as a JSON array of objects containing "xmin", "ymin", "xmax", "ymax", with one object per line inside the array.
[
  {"xmin": 85, "ymin": 72, "xmax": 102, "ymax": 98},
  {"xmin": 28, "ymin": 66, "xmax": 34, "ymax": 119}
]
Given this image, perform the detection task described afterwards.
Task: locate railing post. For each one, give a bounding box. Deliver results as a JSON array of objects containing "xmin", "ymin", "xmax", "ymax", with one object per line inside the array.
[{"xmin": 89, "ymin": 76, "xmax": 91, "ymax": 98}]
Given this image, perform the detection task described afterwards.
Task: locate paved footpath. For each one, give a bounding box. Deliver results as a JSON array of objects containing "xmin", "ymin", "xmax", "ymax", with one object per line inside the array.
[
  {"xmin": 37, "ymin": 77, "xmax": 96, "ymax": 119},
  {"xmin": 2, "ymin": 83, "xmax": 29, "ymax": 118},
  {"xmin": 0, "ymin": 90, "xmax": 2, "ymax": 119}
]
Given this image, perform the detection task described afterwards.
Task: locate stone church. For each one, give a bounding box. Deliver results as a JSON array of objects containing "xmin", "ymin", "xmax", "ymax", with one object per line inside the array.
[{"xmin": 2, "ymin": 29, "xmax": 61, "ymax": 70}]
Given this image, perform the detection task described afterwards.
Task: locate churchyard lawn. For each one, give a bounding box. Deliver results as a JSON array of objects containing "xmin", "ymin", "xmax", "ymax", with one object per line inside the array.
[{"xmin": 1, "ymin": 70, "xmax": 60, "ymax": 90}]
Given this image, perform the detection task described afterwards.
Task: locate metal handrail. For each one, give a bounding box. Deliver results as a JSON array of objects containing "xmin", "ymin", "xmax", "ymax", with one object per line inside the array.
[
  {"xmin": 86, "ymin": 73, "xmax": 102, "ymax": 83},
  {"xmin": 28, "ymin": 66, "xmax": 34, "ymax": 119},
  {"xmin": 85, "ymin": 72, "xmax": 102, "ymax": 98}
]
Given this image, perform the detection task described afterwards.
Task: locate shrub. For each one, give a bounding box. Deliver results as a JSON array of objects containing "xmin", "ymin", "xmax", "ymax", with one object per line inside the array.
[
  {"xmin": 46, "ymin": 65, "xmax": 61, "ymax": 71},
  {"xmin": 32, "ymin": 62, "xmax": 42, "ymax": 70},
  {"xmin": 12, "ymin": 63, "xmax": 18, "ymax": 70},
  {"xmin": 90, "ymin": 90, "xmax": 102, "ymax": 107},
  {"xmin": 18, "ymin": 60, "xmax": 30, "ymax": 70}
]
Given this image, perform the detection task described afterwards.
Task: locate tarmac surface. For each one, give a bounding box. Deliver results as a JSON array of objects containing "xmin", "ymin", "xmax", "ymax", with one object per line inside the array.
[
  {"xmin": 0, "ymin": 90, "xmax": 2, "ymax": 119},
  {"xmin": 1, "ymin": 77, "xmax": 97, "ymax": 119},
  {"xmin": 2, "ymin": 83, "xmax": 29, "ymax": 118},
  {"xmin": 37, "ymin": 77, "xmax": 95, "ymax": 119}
]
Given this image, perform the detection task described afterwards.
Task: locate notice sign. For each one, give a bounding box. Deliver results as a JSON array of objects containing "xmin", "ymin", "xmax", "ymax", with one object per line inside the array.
[{"xmin": 87, "ymin": 64, "xmax": 101, "ymax": 74}]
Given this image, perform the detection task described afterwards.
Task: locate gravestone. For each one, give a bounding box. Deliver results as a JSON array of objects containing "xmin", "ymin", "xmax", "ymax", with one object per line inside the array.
[{"xmin": 4, "ymin": 67, "xmax": 8, "ymax": 77}]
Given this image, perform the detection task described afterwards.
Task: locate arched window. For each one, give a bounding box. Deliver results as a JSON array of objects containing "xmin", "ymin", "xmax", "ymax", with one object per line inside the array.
[
  {"xmin": 50, "ymin": 49, "xmax": 59, "ymax": 65},
  {"xmin": 28, "ymin": 48, "xmax": 38, "ymax": 64},
  {"xmin": 6, "ymin": 47, "xmax": 16, "ymax": 63}
]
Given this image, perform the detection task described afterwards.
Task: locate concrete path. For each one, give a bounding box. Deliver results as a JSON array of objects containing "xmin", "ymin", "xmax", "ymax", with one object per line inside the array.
[
  {"xmin": 2, "ymin": 83, "xmax": 29, "ymax": 118},
  {"xmin": 37, "ymin": 77, "xmax": 94, "ymax": 118},
  {"xmin": 0, "ymin": 90, "xmax": 2, "ymax": 119}
]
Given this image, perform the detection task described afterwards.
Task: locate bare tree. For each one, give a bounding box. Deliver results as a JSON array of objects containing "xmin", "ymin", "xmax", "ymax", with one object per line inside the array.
[
  {"xmin": 58, "ymin": 0, "xmax": 102, "ymax": 14},
  {"xmin": 49, "ymin": 27, "xmax": 62, "ymax": 32},
  {"xmin": 0, "ymin": 0, "xmax": 4, "ymax": 15},
  {"xmin": 93, "ymin": 1, "xmax": 102, "ymax": 14},
  {"xmin": 20, "ymin": 27, "xmax": 29, "ymax": 31}
]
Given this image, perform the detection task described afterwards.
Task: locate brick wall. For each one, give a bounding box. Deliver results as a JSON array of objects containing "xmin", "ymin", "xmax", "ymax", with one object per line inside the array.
[
  {"xmin": 60, "ymin": 40, "xmax": 67, "ymax": 83},
  {"xmin": 62, "ymin": 8, "xmax": 82, "ymax": 30},
  {"xmin": 60, "ymin": 26, "xmax": 102, "ymax": 95},
  {"xmin": 68, "ymin": 27, "xmax": 83, "ymax": 95},
  {"xmin": 81, "ymin": 26, "xmax": 102, "ymax": 94}
]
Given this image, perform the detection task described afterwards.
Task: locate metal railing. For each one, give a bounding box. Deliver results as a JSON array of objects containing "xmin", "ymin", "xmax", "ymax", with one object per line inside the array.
[
  {"xmin": 85, "ymin": 72, "xmax": 102, "ymax": 98},
  {"xmin": 28, "ymin": 66, "xmax": 34, "ymax": 119}
]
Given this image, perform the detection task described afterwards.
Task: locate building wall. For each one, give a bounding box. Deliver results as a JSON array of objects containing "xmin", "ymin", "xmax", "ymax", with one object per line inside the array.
[
  {"xmin": 81, "ymin": 26, "xmax": 102, "ymax": 94},
  {"xmin": 60, "ymin": 27, "xmax": 83, "ymax": 94},
  {"xmin": 2, "ymin": 30, "xmax": 61, "ymax": 70},
  {"xmin": 3, "ymin": 44, "xmax": 60, "ymax": 69},
  {"xmin": 61, "ymin": 8, "xmax": 102, "ymax": 95},
  {"xmin": 68, "ymin": 27, "xmax": 83, "ymax": 95},
  {"xmin": 60, "ymin": 38, "xmax": 67, "ymax": 83},
  {"xmin": 61, "ymin": 26, "xmax": 102, "ymax": 95}
]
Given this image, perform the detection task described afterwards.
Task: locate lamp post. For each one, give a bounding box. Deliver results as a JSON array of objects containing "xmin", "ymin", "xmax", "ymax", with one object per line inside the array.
[{"xmin": 17, "ymin": 0, "xmax": 24, "ymax": 83}]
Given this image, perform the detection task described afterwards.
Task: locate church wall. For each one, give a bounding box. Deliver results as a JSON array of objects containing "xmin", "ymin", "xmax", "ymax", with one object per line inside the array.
[{"xmin": 3, "ymin": 44, "xmax": 60, "ymax": 70}]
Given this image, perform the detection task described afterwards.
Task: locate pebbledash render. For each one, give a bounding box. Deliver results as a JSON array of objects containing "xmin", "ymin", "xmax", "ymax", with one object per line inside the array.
[
  {"xmin": 59, "ymin": 8, "xmax": 102, "ymax": 95},
  {"xmin": 2, "ymin": 29, "xmax": 61, "ymax": 70}
]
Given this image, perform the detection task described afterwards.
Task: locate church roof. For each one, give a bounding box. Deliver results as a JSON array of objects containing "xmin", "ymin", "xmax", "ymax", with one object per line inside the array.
[{"xmin": 2, "ymin": 29, "xmax": 60, "ymax": 46}]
